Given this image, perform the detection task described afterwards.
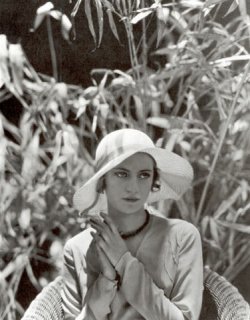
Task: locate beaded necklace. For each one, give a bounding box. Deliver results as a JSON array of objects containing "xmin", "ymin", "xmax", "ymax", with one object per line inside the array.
[{"xmin": 119, "ymin": 211, "xmax": 150, "ymax": 240}]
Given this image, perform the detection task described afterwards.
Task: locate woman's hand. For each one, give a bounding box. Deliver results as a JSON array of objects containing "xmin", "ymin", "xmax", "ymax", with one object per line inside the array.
[
  {"xmin": 89, "ymin": 212, "xmax": 128, "ymax": 267},
  {"xmin": 91, "ymin": 232, "xmax": 117, "ymax": 281}
]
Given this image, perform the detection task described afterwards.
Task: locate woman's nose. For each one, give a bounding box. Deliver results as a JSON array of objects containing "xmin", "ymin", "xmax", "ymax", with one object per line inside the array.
[{"xmin": 127, "ymin": 177, "xmax": 139, "ymax": 194}]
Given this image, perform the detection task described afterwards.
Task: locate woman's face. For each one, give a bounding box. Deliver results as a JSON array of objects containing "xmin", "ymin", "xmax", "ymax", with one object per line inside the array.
[{"xmin": 104, "ymin": 153, "xmax": 154, "ymax": 216}]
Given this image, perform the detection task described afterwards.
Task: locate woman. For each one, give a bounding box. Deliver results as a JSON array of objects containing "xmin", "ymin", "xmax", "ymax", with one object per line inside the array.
[{"xmin": 61, "ymin": 128, "xmax": 203, "ymax": 320}]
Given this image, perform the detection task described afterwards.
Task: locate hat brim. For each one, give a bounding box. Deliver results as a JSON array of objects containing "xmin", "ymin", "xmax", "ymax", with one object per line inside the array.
[{"xmin": 73, "ymin": 147, "xmax": 193, "ymax": 214}]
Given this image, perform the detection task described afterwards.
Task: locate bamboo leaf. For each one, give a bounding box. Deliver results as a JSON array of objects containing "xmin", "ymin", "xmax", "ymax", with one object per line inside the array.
[
  {"xmin": 54, "ymin": 82, "xmax": 68, "ymax": 99},
  {"xmin": 51, "ymin": 130, "xmax": 62, "ymax": 164},
  {"xmin": 45, "ymin": 130, "xmax": 62, "ymax": 174},
  {"xmin": 180, "ymin": 0, "xmax": 204, "ymax": 8},
  {"xmin": 33, "ymin": 2, "xmax": 54, "ymax": 30},
  {"xmin": 9, "ymin": 44, "xmax": 24, "ymax": 95},
  {"xmin": 102, "ymin": 0, "xmax": 113, "ymax": 10},
  {"xmin": 157, "ymin": 6, "xmax": 169, "ymax": 24},
  {"xmin": 75, "ymin": 96, "xmax": 89, "ymax": 118},
  {"xmin": 92, "ymin": 114, "xmax": 98, "ymax": 132},
  {"xmin": 18, "ymin": 208, "xmax": 31, "ymax": 230},
  {"xmin": 216, "ymin": 220, "xmax": 250, "ymax": 234},
  {"xmin": 238, "ymin": 0, "xmax": 248, "ymax": 17},
  {"xmin": 61, "ymin": 14, "xmax": 72, "ymax": 41},
  {"xmin": 0, "ymin": 35, "xmax": 10, "ymax": 89},
  {"xmin": 49, "ymin": 10, "xmax": 62, "ymax": 20},
  {"xmin": 71, "ymin": 0, "xmax": 82, "ymax": 39},
  {"xmin": 50, "ymin": 240, "xmax": 63, "ymax": 259},
  {"xmin": 99, "ymin": 103, "xmax": 109, "ymax": 118},
  {"xmin": 136, "ymin": 0, "xmax": 141, "ymax": 8},
  {"xmin": 106, "ymin": 9, "xmax": 120, "ymax": 41},
  {"xmin": 0, "ymin": 115, "xmax": 4, "ymax": 139},
  {"xmin": 211, "ymin": 55, "xmax": 250, "ymax": 66},
  {"xmin": 0, "ymin": 137, "xmax": 7, "ymax": 174},
  {"xmin": 205, "ymin": 0, "xmax": 228, "ymax": 7},
  {"xmin": 85, "ymin": 0, "xmax": 97, "ymax": 46},
  {"xmin": 209, "ymin": 217, "xmax": 220, "ymax": 244},
  {"xmin": 223, "ymin": 0, "xmax": 239, "ymax": 17},
  {"xmin": 21, "ymin": 132, "xmax": 40, "ymax": 182},
  {"xmin": 99, "ymin": 71, "xmax": 110, "ymax": 91},
  {"xmin": 175, "ymin": 198, "xmax": 191, "ymax": 220},
  {"xmin": 2, "ymin": 253, "xmax": 29, "ymax": 280},
  {"xmin": 170, "ymin": 10, "xmax": 187, "ymax": 29},
  {"xmin": 131, "ymin": 10, "xmax": 152, "ymax": 24},
  {"xmin": 121, "ymin": 0, "xmax": 128, "ymax": 15},
  {"xmin": 33, "ymin": 13, "xmax": 47, "ymax": 30},
  {"xmin": 25, "ymin": 262, "xmax": 41, "ymax": 290},
  {"xmin": 146, "ymin": 117, "xmax": 170, "ymax": 129},
  {"xmin": 37, "ymin": 1, "xmax": 54, "ymax": 15},
  {"xmin": 0, "ymin": 116, "xmax": 7, "ymax": 173},
  {"xmin": 62, "ymin": 126, "xmax": 79, "ymax": 159},
  {"xmin": 94, "ymin": 0, "xmax": 104, "ymax": 47},
  {"xmin": 214, "ymin": 186, "xmax": 242, "ymax": 218},
  {"xmin": 71, "ymin": 0, "xmax": 83, "ymax": 18},
  {"xmin": 201, "ymin": 216, "xmax": 210, "ymax": 234},
  {"xmin": 133, "ymin": 95, "xmax": 144, "ymax": 122}
]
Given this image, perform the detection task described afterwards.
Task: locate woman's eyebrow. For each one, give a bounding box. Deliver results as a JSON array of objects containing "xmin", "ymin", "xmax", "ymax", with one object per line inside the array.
[
  {"xmin": 114, "ymin": 168, "xmax": 152, "ymax": 172},
  {"xmin": 114, "ymin": 167, "xmax": 153, "ymax": 172},
  {"xmin": 138, "ymin": 169, "xmax": 153, "ymax": 174},
  {"xmin": 114, "ymin": 167, "xmax": 129, "ymax": 171}
]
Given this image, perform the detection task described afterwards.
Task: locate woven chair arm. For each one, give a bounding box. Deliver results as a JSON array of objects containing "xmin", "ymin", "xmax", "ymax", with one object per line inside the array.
[
  {"xmin": 203, "ymin": 267, "xmax": 250, "ymax": 320},
  {"xmin": 21, "ymin": 276, "xmax": 64, "ymax": 320}
]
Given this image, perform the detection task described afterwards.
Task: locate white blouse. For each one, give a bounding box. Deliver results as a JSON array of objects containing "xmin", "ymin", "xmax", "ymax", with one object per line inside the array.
[{"xmin": 61, "ymin": 214, "xmax": 203, "ymax": 320}]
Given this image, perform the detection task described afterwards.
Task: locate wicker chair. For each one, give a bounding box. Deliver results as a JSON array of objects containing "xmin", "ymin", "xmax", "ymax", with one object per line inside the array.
[{"xmin": 21, "ymin": 268, "xmax": 249, "ymax": 320}]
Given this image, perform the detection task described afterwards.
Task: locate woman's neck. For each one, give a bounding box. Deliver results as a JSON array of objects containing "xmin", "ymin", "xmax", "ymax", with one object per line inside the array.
[{"xmin": 108, "ymin": 208, "xmax": 147, "ymax": 234}]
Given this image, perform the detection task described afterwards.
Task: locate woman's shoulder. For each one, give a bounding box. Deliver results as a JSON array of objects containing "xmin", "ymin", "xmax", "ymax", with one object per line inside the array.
[
  {"xmin": 150, "ymin": 213, "xmax": 199, "ymax": 238},
  {"xmin": 150, "ymin": 214, "xmax": 201, "ymax": 254}
]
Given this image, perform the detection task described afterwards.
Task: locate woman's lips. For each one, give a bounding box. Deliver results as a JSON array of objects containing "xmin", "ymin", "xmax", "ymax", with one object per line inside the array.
[{"xmin": 122, "ymin": 198, "xmax": 140, "ymax": 202}]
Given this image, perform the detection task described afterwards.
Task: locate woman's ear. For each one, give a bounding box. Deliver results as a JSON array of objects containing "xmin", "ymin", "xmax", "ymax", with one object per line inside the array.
[
  {"xmin": 151, "ymin": 168, "xmax": 161, "ymax": 192},
  {"xmin": 96, "ymin": 177, "xmax": 106, "ymax": 193}
]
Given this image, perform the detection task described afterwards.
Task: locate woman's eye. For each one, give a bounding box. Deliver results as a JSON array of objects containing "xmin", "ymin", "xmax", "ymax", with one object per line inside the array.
[
  {"xmin": 115, "ymin": 171, "xmax": 128, "ymax": 178},
  {"xmin": 139, "ymin": 172, "xmax": 151, "ymax": 179}
]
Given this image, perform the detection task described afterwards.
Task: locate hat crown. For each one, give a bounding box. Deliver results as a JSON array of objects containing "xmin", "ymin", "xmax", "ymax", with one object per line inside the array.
[{"xmin": 95, "ymin": 129, "xmax": 155, "ymax": 170}]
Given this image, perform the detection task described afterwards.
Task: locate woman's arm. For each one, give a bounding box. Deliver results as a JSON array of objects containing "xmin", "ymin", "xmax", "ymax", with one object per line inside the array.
[
  {"xmin": 115, "ymin": 223, "xmax": 203, "ymax": 320},
  {"xmin": 90, "ymin": 213, "xmax": 203, "ymax": 320},
  {"xmin": 61, "ymin": 235, "xmax": 119, "ymax": 320}
]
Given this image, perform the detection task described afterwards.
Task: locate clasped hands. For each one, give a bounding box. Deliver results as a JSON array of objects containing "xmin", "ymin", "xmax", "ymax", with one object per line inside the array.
[{"xmin": 89, "ymin": 212, "xmax": 128, "ymax": 281}]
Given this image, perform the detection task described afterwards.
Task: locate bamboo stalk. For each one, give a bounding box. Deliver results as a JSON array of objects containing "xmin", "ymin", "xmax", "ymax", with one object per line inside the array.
[{"xmin": 46, "ymin": 16, "xmax": 58, "ymax": 81}]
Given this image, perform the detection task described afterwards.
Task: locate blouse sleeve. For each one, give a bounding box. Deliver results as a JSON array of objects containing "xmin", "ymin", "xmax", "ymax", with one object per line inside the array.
[
  {"xmin": 170, "ymin": 223, "xmax": 203, "ymax": 320},
  {"xmin": 115, "ymin": 223, "xmax": 203, "ymax": 320},
  {"xmin": 61, "ymin": 238, "xmax": 118, "ymax": 320}
]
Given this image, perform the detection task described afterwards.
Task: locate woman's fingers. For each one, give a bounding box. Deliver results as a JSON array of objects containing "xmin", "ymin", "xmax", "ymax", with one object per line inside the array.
[
  {"xmin": 89, "ymin": 219, "xmax": 102, "ymax": 231},
  {"xmin": 100, "ymin": 212, "xmax": 120, "ymax": 235},
  {"xmin": 91, "ymin": 232, "xmax": 117, "ymax": 279},
  {"xmin": 89, "ymin": 216, "xmax": 114, "ymax": 239}
]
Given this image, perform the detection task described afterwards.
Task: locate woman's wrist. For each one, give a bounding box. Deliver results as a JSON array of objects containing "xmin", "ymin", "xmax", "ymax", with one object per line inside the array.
[
  {"xmin": 102, "ymin": 271, "xmax": 121, "ymax": 289},
  {"xmin": 102, "ymin": 272, "xmax": 116, "ymax": 281}
]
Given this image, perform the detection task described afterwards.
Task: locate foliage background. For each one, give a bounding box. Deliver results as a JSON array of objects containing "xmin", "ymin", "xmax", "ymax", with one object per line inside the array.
[{"xmin": 0, "ymin": 0, "xmax": 250, "ymax": 318}]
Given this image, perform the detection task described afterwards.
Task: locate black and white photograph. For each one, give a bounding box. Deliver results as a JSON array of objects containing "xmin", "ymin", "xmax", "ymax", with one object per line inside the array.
[{"xmin": 0, "ymin": 1, "xmax": 250, "ymax": 319}]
